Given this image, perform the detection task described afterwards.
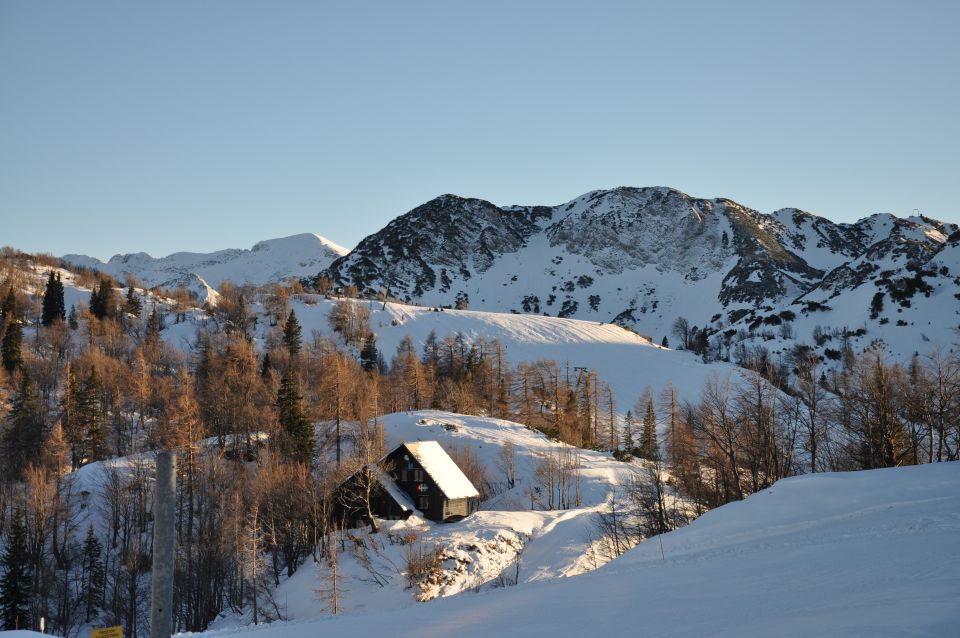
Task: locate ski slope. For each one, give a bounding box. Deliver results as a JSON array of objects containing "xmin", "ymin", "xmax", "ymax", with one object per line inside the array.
[{"xmin": 199, "ymin": 462, "xmax": 960, "ymax": 637}]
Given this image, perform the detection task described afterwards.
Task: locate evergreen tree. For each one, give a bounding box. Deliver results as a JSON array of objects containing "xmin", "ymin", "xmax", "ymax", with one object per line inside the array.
[
  {"xmin": 621, "ymin": 410, "xmax": 635, "ymax": 456},
  {"xmin": 60, "ymin": 364, "xmax": 83, "ymax": 470},
  {"xmin": 0, "ymin": 289, "xmax": 16, "ymax": 323},
  {"xmin": 276, "ymin": 371, "xmax": 313, "ymax": 464},
  {"xmin": 661, "ymin": 335, "xmax": 669, "ymax": 348},
  {"xmin": 282, "ymin": 309, "xmax": 302, "ymax": 357},
  {"xmin": 67, "ymin": 304, "xmax": 78, "ymax": 330},
  {"xmin": 146, "ymin": 307, "xmax": 162, "ymax": 338},
  {"xmin": 3, "ymin": 369, "xmax": 44, "ymax": 477},
  {"xmin": 640, "ymin": 394, "xmax": 659, "ymax": 460},
  {"xmin": 41, "ymin": 271, "xmax": 66, "ymax": 326},
  {"xmin": 0, "ymin": 509, "xmax": 31, "ymax": 630},
  {"xmin": 125, "ymin": 285, "xmax": 142, "ymax": 318},
  {"xmin": 1, "ymin": 321, "xmax": 23, "ymax": 373},
  {"xmin": 77, "ymin": 368, "xmax": 106, "ymax": 464},
  {"xmin": 89, "ymin": 280, "xmax": 115, "ymax": 320},
  {"xmin": 81, "ymin": 525, "xmax": 105, "ymax": 622},
  {"xmin": 360, "ymin": 333, "xmax": 381, "ymax": 372},
  {"xmin": 259, "ymin": 352, "xmax": 272, "ymax": 378}
]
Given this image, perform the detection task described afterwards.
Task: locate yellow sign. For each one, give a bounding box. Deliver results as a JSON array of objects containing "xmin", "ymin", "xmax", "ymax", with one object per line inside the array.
[{"xmin": 91, "ymin": 626, "xmax": 123, "ymax": 638}]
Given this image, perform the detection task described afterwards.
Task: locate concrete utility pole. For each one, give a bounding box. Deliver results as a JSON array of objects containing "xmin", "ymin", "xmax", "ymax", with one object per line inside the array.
[{"xmin": 150, "ymin": 451, "xmax": 176, "ymax": 638}]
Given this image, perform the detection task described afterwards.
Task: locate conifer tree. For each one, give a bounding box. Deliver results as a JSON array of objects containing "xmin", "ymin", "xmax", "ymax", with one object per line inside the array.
[
  {"xmin": 1, "ymin": 320, "xmax": 23, "ymax": 373},
  {"xmin": 41, "ymin": 271, "xmax": 66, "ymax": 326},
  {"xmin": 67, "ymin": 304, "xmax": 78, "ymax": 330},
  {"xmin": 622, "ymin": 410, "xmax": 636, "ymax": 456},
  {"xmin": 60, "ymin": 364, "xmax": 83, "ymax": 470},
  {"xmin": 3, "ymin": 369, "xmax": 44, "ymax": 477},
  {"xmin": 282, "ymin": 309, "xmax": 302, "ymax": 357},
  {"xmin": 0, "ymin": 509, "xmax": 31, "ymax": 630},
  {"xmin": 146, "ymin": 307, "xmax": 161, "ymax": 339},
  {"xmin": 276, "ymin": 371, "xmax": 313, "ymax": 464},
  {"xmin": 360, "ymin": 334, "xmax": 381, "ymax": 372},
  {"xmin": 0, "ymin": 289, "xmax": 16, "ymax": 323},
  {"xmin": 81, "ymin": 525, "xmax": 105, "ymax": 622},
  {"xmin": 260, "ymin": 352, "xmax": 272, "ymax": 378},
  {"xmin": 77, "ymin": 368, "xmax": 106, "ymax": 464},
  {"xmin": 89, "ymin": 280, "xmax": 115, "ymax": 320},
  {"xmin": 640, "ymin": 394, "xmax": 659, "ymax": 460},
  {"xmin": 125, "ymin": 285, "xmax": 142, "ymax": 318}
]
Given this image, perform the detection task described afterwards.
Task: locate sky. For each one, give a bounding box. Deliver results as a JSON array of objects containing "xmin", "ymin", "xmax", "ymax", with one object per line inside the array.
[{"xmin": 1, "ymin": 1, "xmax": 958, "ymax": 260}]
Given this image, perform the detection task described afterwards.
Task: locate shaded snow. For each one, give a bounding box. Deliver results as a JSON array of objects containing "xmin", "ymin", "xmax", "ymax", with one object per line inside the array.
[{"xmin": 195, "ymin": 463, "xmax": 960, "ymax": 638}]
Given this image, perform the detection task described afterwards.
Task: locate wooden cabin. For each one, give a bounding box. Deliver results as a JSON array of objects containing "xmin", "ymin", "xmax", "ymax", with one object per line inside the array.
[
  {"xmin": 386, "ymin": 441, "xmax": 480, "ymax": 522},
  {"xmin": 332, "ymin": 441, "xmax": 480, "ymax": 527}
]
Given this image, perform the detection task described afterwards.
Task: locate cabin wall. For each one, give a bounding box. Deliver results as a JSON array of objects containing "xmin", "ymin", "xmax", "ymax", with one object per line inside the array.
[{"xmin": 388, "ymin": 446, "xmax": 446, "ymax": 521}]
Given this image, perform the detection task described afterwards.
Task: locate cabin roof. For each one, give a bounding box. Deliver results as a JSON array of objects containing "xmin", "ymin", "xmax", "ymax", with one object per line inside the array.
[
  {"xmin": 374, "ymin": 467, "xmax": 416, "ymax": 512},
  {"xmin": 399, "ymin": 441, "xmax": 480, "ymax": 500}
]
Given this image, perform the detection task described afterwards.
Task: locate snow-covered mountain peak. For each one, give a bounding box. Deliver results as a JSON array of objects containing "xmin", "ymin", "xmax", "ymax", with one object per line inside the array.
[{"xmin": 63, "ymin": 232, "xmax": 347, "ymax": 292}]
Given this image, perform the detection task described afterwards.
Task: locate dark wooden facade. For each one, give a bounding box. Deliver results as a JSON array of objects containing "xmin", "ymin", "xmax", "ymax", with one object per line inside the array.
[
  {"xmin": 332, "ymin": 442, "xmax": 480, "ymax": 528},
  {"xmin": 330, "ymin": 467, "xmax": 414, "ymax": 529},
  {"xmin": 385, "ymin": 443, "xmax": 480, "ymax": 523}
]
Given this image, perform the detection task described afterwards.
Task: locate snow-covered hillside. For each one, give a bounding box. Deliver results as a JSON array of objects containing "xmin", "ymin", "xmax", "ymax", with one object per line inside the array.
[
  {"xmin": 196, "ymin": 462, "xmax": 960, "ymax": 638},
  {"xmin": 208, "ymin": 409, "xmax": 669, "ymax": 627},
  {"xmin": 159, "ymin": 294, "xmax": 738, "ymax": 408},
  {"xmin": 63, "ymin": 233, "xmax": 348, "ymax": 290},
  {"xmin": 324, "ymin": 187, "xmax": 960, "ymax": 363}
]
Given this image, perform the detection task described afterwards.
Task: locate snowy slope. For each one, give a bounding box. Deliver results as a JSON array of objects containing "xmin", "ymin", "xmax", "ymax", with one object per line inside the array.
[
  {"xmin": 325, "ymin": 187, "xmax": 959, "ymax": 363},
  {"xmin": 279, "ymin": 296, "xmax": 736, "ymax": 405},
  {"xmin": 194, "ymin": 462, "xmax": 960, "ymax": 638},
  {"xmin": 63, "ymin": 233, "xmax": 348, "ymax": 290},
  {"xmin": 210, "ymin": 410, "xmax": 669, "ymax": 628}
]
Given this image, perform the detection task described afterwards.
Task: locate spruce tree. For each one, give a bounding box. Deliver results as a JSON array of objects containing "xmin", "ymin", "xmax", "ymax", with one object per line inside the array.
[
  {"xmin": 276, "ymin": 371, "xmax": 313, "ymax": 464},
  {"xmin": 260, "ymin": 352, "xmax": 272, "ymax": 378},
  {"xmin": 82, "ymin": 525, "xmax": 104, "ymax": 622},
  {"xmin": 0, "ymin": 289, "xmax": 16, "ymax": 323},
  {"xmin": 3, "ymin": 370, "xmax": 44, "ymax": 477},
  {"xmin": 0, "ymin": 509, "xmax": 31, "ymax": 629},
  {"xmin": 60, "ymin": 364, "xmax": 83, "ymax": 470},
  {"xmin": 360, "ymin": 333, "xmax": 381, "ymax": 372},
  {"xmin": 41, "ymin": 271, "xmax": 66, "ymax": 326},
  {"xmin": 621, "ymin": 410, "xmax": 635, "ymax": 456},
  {"xmin": 125, "ymin": 285, "xmax": 142, "ymax": 318},
  {"xmin": 282, "ymin": 309, "xmax": 302, "ymax": 357},
  {"xmin": 77, "ymin": 368, "xmax": 106, "ymax": 464},
  {"xmin": 640, "ymin": 395, "xmax": 659, "ymax": 460},
  {"xmin": 89, "ymin": 280, "xmax": 115, "ymax": 320},
  {"xmin": 67, "ymin": 305, "xmax": 78, "ymax": 330},
  {"xmin": 1, "ymin": 321, "xmax": 23, "ymax": 373}
]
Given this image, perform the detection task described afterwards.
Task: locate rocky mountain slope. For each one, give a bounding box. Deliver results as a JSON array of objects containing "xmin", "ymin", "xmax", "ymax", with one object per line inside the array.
[
  {"xmin": 64, "ymin": 232, "xmax": 348, "ymax": 291},
  {"xmin": 324, "ymin": 187, "xmax": 959, "ymax": 361}
]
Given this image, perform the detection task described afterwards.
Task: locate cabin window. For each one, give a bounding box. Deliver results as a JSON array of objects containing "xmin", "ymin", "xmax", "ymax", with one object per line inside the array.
[
  {"xmin": 418, "ymin": 496, "xmax": 429, "ymax": 510},
  {"xmin": 413, "ymin": 469, "xmax": 423, "ymax": 482},
  {"xmin": 401, "ymin": 466, "xmax": 407, "ymax": 481}
]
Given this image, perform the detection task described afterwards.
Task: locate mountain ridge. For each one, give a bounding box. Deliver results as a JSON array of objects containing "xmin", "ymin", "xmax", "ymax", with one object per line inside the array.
[
  {"xmin": 63, "ymin": 232, "xmax": 348, "ymax": 291},
  {"xmin": 323, "ymin": 186, "xmax": 959, "ymax": 362}
]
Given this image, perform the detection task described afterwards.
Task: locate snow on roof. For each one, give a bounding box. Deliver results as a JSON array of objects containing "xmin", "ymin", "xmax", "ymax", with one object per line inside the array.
[
  {"xmin": 374, "ymin": 468, "xmax": 416, "ymax": 513},
  {"xmin": 402, "ymin": 441, "xmax": 480, "ymax": 500}
]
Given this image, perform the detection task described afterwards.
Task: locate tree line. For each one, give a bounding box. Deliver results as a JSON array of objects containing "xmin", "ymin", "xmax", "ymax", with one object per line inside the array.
[{"xmin": 0, "ymin": 253, "xmax": 957, "ymax": 634}]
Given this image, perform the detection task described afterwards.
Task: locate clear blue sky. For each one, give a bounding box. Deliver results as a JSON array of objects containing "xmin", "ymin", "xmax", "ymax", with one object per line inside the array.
[{"xmin": 1, "ymin": 1, "xmax": 958, "ymax": 259}]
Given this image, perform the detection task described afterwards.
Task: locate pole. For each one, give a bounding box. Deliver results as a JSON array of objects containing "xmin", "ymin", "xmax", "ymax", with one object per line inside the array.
[{"xmin": 150, "ymin": 451, "xmax": 176, "ymax": 638}]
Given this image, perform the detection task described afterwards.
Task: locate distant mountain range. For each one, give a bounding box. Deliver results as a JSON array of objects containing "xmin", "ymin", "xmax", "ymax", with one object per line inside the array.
[
  {"xmin": 62, "ymin": 187, "xmax": 960, "ymax": 361},
  {"xmin": 63, "ymin": 233, "xmax": 348, "ymax": 292},
  {"xmin": 324, "ymin": 187, "xmax": 959, "ymax": 361}
]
